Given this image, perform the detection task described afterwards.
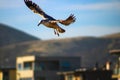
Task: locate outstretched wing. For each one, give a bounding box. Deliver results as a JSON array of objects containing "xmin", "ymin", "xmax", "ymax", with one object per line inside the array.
[
  {"xmin": 24, "ymin": 0, "xmax": 54, "ymax": 20},
  {"xmin": 59, "ymin": 14, "xmax": 76, "ymax": 26}
]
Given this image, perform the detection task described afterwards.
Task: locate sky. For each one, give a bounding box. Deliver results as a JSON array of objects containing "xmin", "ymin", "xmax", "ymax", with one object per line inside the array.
[{"xmin": 0, "ymin": 0, "xmax": 120, "ymax": 40}]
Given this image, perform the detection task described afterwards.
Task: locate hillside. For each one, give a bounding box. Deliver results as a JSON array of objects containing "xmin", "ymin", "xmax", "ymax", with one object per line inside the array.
[
  {"xmin": 0, "ymin": 23, "xmax": 39, "ymax": 47},
  {"xmin": 102, "ymin": 33, "xmax": 120, "ymax": 38},
  {"xmin": 0, "ymin": 32, "xmax": 120, "ymax": 68}
]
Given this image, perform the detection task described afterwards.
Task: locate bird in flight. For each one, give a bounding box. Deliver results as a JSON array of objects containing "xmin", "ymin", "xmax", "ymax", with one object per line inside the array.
[{"xmin": 24, "ymin": 0, "xmax": 76, "ymax": 36}]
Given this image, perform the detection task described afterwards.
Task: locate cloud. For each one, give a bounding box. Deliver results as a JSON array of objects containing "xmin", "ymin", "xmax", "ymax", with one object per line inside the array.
[
  {"xmin": 0, "ymin": 0, "xmax": 24, "ymax": 9},
  {"xmin": 35, "ymin": 25, "xmax": 120, "ymax": 40},
  {"xmin": 66, "ymin": 25, "xmax": 120, "ymax": 37},
  {"xmin": 0, "ymin": 0, "xmax": 48, "ymax": 9},
  {"xmin": 64, "ymin": 2, "xmax": 120, "ymax": 11}
]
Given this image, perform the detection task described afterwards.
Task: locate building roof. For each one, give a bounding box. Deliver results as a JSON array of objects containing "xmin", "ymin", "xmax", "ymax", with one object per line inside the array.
[
  {"xmin": 57, "ymin": 69, "xmax": 112, "ymax": 75},
  {"xmin": 109, "ymin": 49, "xmax": 120, "ymax": 55},
  {"xmin": 0, "ymin": 67, "xmax": 16, "ymax": 71}
]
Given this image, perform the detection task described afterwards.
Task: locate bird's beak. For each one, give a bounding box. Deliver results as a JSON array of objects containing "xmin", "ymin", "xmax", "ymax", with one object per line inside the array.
[{"xmin": 37, "ymin": 21, "xmax": 42, "ymax": 26}]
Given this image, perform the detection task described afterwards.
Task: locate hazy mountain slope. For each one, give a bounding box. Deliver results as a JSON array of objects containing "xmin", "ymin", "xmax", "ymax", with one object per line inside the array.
[
  {"xmin": 0, "ymin": 23, "xmax": 39, "ymax": 47},
  {"xmin": 0, "ymin": 33, "xmax": 120, "ymax": 68},
  {"xmin": 102, "ymin": 33, "xmax": 120, "ymax": 38},
  {"xmin": 0, "ymin": 23, "xmax": 120, "ymax": 68}
]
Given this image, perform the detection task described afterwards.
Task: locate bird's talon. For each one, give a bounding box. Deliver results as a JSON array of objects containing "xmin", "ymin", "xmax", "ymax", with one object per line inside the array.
[
  {"xmin": 54, "ymin": 30, "xmax": 56, "ymax": 35},
  {"xmin": 57, "ymin": 34, "xmax": 59, "ymax": 37},
  {"xmin": 57, "ymin": 33, "xmax": 59, "ymax": 37}
]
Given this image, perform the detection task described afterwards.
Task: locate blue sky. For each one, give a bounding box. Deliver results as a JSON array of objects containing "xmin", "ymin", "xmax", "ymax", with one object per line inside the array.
[{"xmin": 0, "ymin": 0, "xmax": 120, "ymax": 40}]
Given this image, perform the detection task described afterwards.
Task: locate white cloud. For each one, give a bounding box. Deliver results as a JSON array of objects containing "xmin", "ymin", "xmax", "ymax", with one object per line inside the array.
[
  {"xmin": 0, "ymin": 0, "xmax": 24, "ymax": 9},
  {"xmin": 0, "ymin": 0, "xmax": 48, "ymax": 9},
  {"xmin": 34, "ymin": 25, "xmax": 120, "ymax": 40},
  {"xmin": 65, "ymin": 2, "xmax": 120, "ymax": 11},
  {"xmin": 68, "ymin": 25, "xmax": 120, "ymax": 37}
]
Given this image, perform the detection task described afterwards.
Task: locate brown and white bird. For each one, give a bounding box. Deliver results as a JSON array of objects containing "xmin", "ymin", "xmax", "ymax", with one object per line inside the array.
[{"xmin": 24, "ymin": 0, "xmax": 76, "ymax": 36}]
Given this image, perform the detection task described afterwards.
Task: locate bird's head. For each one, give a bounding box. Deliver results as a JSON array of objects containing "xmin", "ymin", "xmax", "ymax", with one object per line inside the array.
[{"xmin": 37, "ymin": 20, "xmax": 44, "ymax": 26}]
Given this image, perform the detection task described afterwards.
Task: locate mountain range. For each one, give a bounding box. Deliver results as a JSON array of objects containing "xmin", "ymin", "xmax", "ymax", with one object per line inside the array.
[
  {"xmin": 0, "ymin": 24, "xmax": 120, "ymax": 68},
  {"xmin": 0, "ymin": 23, "xmax": 39, "ymax": 47}
]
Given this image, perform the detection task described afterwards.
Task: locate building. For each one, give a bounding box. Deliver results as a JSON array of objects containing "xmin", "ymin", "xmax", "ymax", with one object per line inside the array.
[
  {"xmin": 58, "ymin": 69, "xmax": 114, "ymax": 80},
  {"xmin": 16, "ymin": 55, "xmax": 81, "ymax": 80},
  {"xmin": 0, "ymin": 67, "xmax": 16, "ymax": 80},
  {"xmin": 57, "ymin": 57, "xmax": 117, "ymax": 80},
  {"xmin": 110, "ymin": 49, "xmax": 120, "ymax": 80}
]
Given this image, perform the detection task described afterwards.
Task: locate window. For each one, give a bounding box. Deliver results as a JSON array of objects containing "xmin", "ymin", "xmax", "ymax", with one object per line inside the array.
[
  {"xmin": 35, "ymin": 62, "xmax": 45, "ymax": 71},
  {"xmin": 18, "ymin": 63, "xmax": 22, "ymax": 70},
  {"xmin": 48, "ymin": 61, "xmax": 59, "ymax": 70},
  {"xmin": 67, "ymin": 75, "xmax": 73, "ymax": 80},
  {"xmin": 39, "ymin": 62, "xmax": 45, "ymax": 70},
  {"xmin": 24, "ymin": 62, "xmax": 32, "ymax": 70},
  {"xmin": 61, "ymin": 61, "xmax": 71, "ymax": 71},
  {"xmin": 35, "ymin": 61, "xmax": 59, "ymax": 71}
]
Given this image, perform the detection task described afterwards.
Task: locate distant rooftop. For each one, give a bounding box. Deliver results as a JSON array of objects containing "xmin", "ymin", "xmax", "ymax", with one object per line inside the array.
[{"xmin": 109, "ymin": 49, "xmax": 120, "ymax": 55}]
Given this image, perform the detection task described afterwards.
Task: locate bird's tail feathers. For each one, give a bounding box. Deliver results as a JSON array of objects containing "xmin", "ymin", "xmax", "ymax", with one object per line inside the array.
[
  {"xmin": 59, "ymin": 14, "xmax": 76, "ymax": 26},
  {"xmin": 57, "ymin": 27, "xmax": 65, "ymax": 33}
]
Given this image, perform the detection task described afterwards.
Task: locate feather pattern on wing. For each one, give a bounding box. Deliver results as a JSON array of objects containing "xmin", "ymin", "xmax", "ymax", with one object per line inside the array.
[
  {"xmin": 24, "ymin": 0, "xmax": 55, "ymax": 20},
  {"xmin": 59, "ymin": 14, "xmax": 76, "ymax": 26}
]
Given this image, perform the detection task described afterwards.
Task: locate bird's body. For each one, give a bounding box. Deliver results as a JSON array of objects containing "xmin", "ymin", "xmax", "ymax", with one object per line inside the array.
[{"xmin": 24, "ymin": 0, "xmax": 76, "ymax": 36}]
